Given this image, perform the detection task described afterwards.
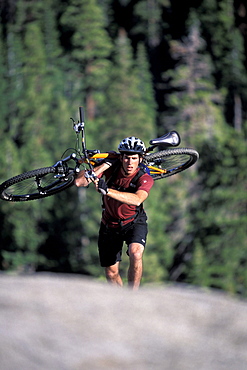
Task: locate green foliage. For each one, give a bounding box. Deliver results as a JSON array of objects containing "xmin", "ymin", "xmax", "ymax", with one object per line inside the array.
[
  {"xmin": 93, "ymin": 31, "xmax": 156, "ymax": 151},
  {"xmin": 60, "ymin": 0, "xmax": 113, "ymax": 112},
  {"xmin": 196, "ymin": 0, "xmax": 247, "ymax": 130},
  {"xmin": 0, "ymin": 28, "xmax": 7, "ymax": 127},
  {"xmin": 162, "ymin": 23, "xmax": 226, "ymax": 147},
  {"xmin": 133, "ymin": 0, "xmax": 170, "ymax": 47},
  {"xmin": 185, "ymin": 130, "xmax": 247, "ymax": 295}
]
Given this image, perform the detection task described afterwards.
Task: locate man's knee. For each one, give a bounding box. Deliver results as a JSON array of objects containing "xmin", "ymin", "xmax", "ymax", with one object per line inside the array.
[
  {"xmin": 105, "ymin": 264, "xmax": 119, "ymax": 279},
  {"xmin": 128, "ymin": 243, "xmax": 144, "ymax": 261}
]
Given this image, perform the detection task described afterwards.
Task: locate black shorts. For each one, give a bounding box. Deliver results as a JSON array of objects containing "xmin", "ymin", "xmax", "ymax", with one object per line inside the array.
[{"xmin": 98, "ymin": 213, "xmax": 148, "ymax": 267}]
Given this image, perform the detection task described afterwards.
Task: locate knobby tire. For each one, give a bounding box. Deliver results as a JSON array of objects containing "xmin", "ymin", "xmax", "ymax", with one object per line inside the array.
[
  {"xmin": 0, "ymin": 167, "xmax": 75, "ymax": 202},
  {"xmin": 0, "ymin": 148, "xmax": 199, "ymax": 201},
  {"xmin": 145, "ymin": 148, "xmax": 199, "ymax": 180}
]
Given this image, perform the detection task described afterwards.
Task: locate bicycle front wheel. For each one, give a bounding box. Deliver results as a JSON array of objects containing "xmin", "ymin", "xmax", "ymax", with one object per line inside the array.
[
  {"xmin": 0, "ymin": 167, "xmax": 75, "ymax": 201},
  {"xmin": 145, "ymin": 148, "xmax": 199, "ymax": 180}
]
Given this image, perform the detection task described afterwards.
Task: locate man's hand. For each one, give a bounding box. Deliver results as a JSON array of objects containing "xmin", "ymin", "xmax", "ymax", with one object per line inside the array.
[
  {"xmin": 85, "ymin": 170, "xmax": 98, "ymax": 182},
  {"xmin": 97, "ymin": 178, "xmax": 109, "ymax": 195},
  {"xmin": 104, "ymin": 155, "xmax": 118, "ymax": 167}
]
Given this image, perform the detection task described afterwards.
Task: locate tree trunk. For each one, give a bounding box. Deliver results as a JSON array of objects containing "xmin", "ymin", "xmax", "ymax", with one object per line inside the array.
[{"xmin": 234, "ymin": 93, "xmax": 242, "ymax": 132}]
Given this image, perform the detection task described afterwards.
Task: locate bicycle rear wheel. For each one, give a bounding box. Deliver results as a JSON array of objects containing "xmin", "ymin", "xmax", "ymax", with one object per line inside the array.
[
  {"xmin": 0, "ymin": 167, "xmax": 75, "ymax": 201},
  {"xmin": 145, "ymin": 148, "xmax": 199, "ymax": 180}
]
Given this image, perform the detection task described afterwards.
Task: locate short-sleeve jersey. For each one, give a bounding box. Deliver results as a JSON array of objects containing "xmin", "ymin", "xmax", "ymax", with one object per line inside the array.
[{"xmin": 101, "ymin": 165, "xmax": 154, "ymax": 227}]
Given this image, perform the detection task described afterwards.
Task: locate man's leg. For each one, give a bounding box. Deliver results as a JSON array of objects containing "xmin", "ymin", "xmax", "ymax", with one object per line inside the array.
[
  {"xmin": 128, "ymin": 243, "xmax": 145, "ymax": 290},
  {"xmin": 105, "ymin": 262, "xmax": 123, "ymax": 287}
]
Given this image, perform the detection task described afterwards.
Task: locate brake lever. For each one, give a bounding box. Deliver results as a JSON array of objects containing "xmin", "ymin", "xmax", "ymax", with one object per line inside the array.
[{"xmin": 84, "ymin": 170, "xmax": 98, "ymax": 182}]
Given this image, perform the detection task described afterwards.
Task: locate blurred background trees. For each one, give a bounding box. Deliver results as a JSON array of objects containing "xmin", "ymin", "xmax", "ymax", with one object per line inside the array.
[{"xmin": 0, "ymin": 0, "xmax": 246, "ymax": 296}]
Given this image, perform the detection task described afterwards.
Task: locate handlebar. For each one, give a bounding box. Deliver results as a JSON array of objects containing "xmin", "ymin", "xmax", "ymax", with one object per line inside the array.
[
  {"xmin": 70, "ymin": 106, "xmax": 181, "ymax": 168},
  {"xmin": 79, "ymin": 106, "xmax": 84, "ymax": 124},
  {"xmin": 84, "ymin": 170, "xmax": 98, "ymax": 182}
]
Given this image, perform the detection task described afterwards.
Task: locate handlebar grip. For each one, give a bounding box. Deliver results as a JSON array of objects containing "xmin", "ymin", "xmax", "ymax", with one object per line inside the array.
[{"xmin": 79, "ymin": 107, "xmax": 84, "ymax": 123}]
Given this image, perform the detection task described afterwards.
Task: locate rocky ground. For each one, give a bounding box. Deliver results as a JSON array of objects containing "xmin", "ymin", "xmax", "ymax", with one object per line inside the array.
[{"xmin": 0, "ymin": 273, "xmax": 246, "ymax": 369}]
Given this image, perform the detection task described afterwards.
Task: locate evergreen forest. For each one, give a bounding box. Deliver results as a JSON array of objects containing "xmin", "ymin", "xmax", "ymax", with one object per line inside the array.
[{"xmin": 0, "ymin": 0, "xmax": 246, "ymax": 296}]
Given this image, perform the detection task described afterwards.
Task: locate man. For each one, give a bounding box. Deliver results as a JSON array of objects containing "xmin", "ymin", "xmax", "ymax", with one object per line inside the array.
[{"xmin": 75, "ymin": 137, "xmax": 154, "ymax": 290}]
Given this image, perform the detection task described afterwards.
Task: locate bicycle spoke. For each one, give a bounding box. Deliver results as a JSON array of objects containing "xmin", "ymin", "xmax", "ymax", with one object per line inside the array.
[
  {"xmin": 6, "ymin": 174, "xmax": 56, "ymax": 196},
  {"xmin": 0, "ymin": 167, "xmax": 75, "ymax": 201},
  {"xmin": 146, "ymin": 148, "xmax": 199, "ymax": 180}
]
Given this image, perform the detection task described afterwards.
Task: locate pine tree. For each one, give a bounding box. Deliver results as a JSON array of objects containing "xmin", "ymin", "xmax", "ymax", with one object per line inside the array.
[
  {"xmin": 162, "ymin": 23, "xmax": 225, "ymax": 146},
  {"xmin": 0, "ymin": 0, "xmax": 79, "ymax": 273},
  {"xmin": 133, "ymin": 0, "xmax": 170, "ymax": 48},
  {"xmin": 196, "ymin": 0, "xmax": 247, "ymax": 131},
  {"xmin": 60, "ymin": 0, "xmax": 113, "ymax": 119},
  {"xmin": 157, "ymin": 22, "xmax": 227, "ymax": 285},
  {"xmin": 136, "ymin": 42, "xmax": 157, "ymax": 124},
  {"xmin": 187, "ymin": 128, "xmax": 247, "ymax": 296},
  {"xmin": 94, "ymin": 29, "xmax": 156, "ymax": 151}
]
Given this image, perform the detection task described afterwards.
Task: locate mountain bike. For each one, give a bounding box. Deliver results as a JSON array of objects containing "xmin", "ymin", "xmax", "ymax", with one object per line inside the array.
[{"xmin": 0, "ymin": 107, "xmax": 199, "ymax": 202}]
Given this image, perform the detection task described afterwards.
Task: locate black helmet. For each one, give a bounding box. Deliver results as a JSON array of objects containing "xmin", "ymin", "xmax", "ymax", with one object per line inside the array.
[{"xmin": 118, "ymin": 137, "xmax": 146, "ymax": 155}]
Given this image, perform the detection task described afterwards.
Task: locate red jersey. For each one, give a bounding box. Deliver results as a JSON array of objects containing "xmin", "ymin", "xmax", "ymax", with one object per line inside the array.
[{"xmin": 100, "ymin": 166, "xmax": 154, "ymax": 227}]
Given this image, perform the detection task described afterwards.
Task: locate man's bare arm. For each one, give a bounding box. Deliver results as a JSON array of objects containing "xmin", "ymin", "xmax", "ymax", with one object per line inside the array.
[
  {"xmin": 74, "ymin": 162, "xmax": 111, "ymax": 187},
  {"xmin": 102, "ymin": 188, "xmax": 149, "ymax": 206}
]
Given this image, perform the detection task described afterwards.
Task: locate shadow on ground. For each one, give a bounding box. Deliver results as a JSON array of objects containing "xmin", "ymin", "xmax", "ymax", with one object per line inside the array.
[{"xmin": 0, "ymin": 273, "xmax": 246, "ymax": 369}]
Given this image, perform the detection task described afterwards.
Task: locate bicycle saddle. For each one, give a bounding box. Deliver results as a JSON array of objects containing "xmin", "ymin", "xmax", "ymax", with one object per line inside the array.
[{"xmin": 149, "ymin": 131, "xmax": 181, "ymax": 147}]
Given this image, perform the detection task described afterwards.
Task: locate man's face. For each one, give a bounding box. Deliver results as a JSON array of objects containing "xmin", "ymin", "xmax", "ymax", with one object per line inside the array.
[{"xmin": 121, "ymin": 153, "xmax": 141, "ymax": 175}]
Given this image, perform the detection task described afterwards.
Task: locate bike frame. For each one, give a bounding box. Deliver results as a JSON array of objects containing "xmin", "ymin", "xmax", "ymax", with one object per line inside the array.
[
  {"xmin": 88, "ymin": 153, "xmax": 168, "ymax": 176},
  {"xmin": 60, "ymin": 106, "xmax": 168, "ymax": 178},
  {"xmin": 0, "ymin": 106, "xmax": 199, "ymax": 202}
]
